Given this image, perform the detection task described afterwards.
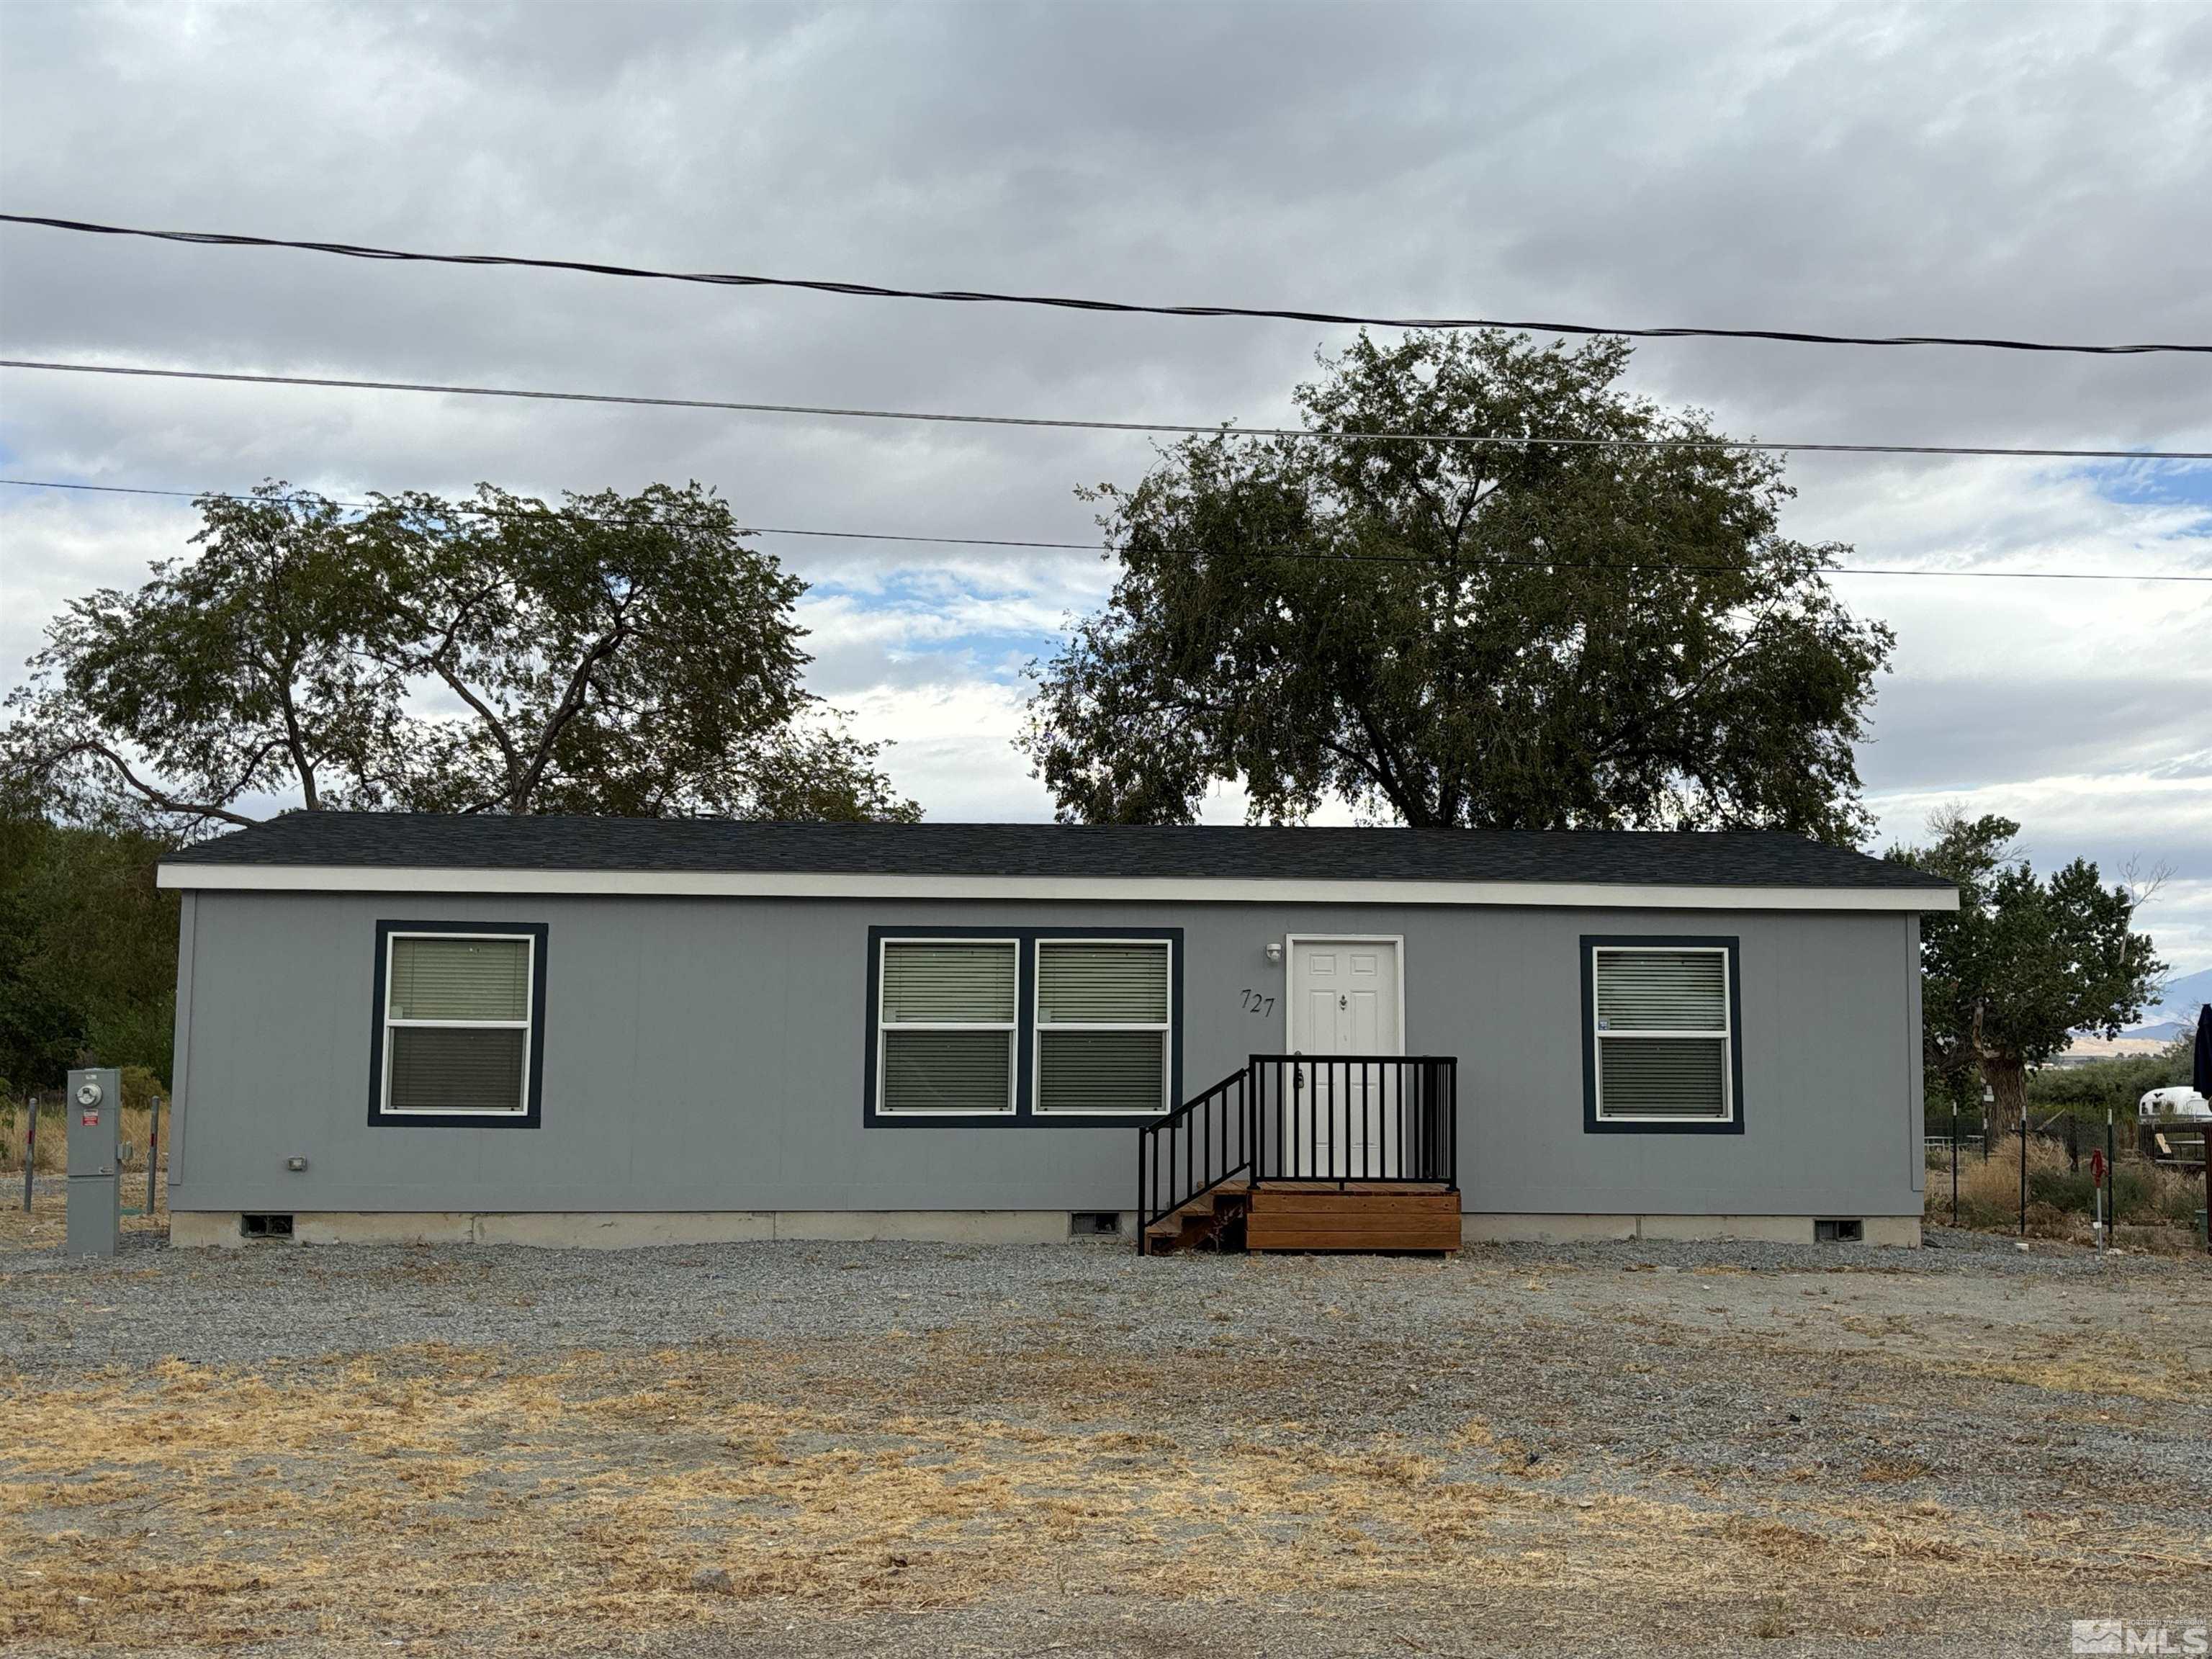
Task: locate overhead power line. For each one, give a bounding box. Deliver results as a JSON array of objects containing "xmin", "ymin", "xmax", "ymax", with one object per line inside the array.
[
  {"xmin": 6, "ymin": 476, "xmax": 2208, "ymax": 584},
  {"xmin": 4, "ymin": 212, "xmax": 2206, "ymax": 356},
  {"xmin": 6, "ymin": 357, "xmax": 2210, "ymax": 462}
]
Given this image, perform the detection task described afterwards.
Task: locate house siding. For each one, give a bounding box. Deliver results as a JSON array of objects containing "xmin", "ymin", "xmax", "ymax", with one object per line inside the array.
[{"xmin": 166, "ymin": 890, "xmax": 1923, "ymax": 1220}]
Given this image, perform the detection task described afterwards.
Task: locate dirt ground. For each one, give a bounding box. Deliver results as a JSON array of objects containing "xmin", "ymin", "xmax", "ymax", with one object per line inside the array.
[{"xmin": 1, "ymin": 1195, "xmax": 2206, "ymax": 1658}]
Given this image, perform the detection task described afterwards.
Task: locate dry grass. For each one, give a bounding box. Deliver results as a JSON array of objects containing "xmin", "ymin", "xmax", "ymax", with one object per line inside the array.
[
  {"xmin": 1925, "ymin": 1135, "xmax": 2208, "ymax": 1254},
  {"xmin": 0, "ymin": 1100, "xmax": 168, "ymax": 1178},
  {"xmin": 0, "ymin": 1174, "xmax": 168, "ymax": 1251},
  {"xmin": 3, "ymin": 1329, "xmax": 2205, "ymax": 1654}
]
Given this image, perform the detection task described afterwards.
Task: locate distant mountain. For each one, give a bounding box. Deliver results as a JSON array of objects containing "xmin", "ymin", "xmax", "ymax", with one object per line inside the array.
[{"xmin": 2123, "ymin": 965, "xmax": 2212, "ymax": 1038}]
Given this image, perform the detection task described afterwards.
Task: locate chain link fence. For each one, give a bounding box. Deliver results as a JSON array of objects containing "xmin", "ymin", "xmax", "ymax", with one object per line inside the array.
[{"xmin": 1925, "ymin": 1109, "xmax": 2208, "ymax": 1249}]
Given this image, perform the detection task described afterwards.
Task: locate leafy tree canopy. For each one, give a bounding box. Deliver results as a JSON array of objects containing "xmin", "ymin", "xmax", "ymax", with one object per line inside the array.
[
  {"xmin": 1023, "ymin": 331, "xmax": 1894, "ymax": 840},
  {"xmin": 1890, "ymin": 809, "xmax": 2164, "ymax": 1130},
  {"xmin": 0, "ymin": 811, "xmax": 177, "ymax": 1093},
  {"xmin": 3, "ymin": 481, "xmax": 920, "ymax": 835}
]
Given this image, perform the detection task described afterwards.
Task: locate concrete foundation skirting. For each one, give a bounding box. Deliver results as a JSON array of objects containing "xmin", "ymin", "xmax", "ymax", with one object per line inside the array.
[
  {"xmin": 169, "ymin": 1209, "xmax": 1919, "ymax": 1251},
  {"xmin": 168, "ymin": 1210, "xmax": 1130, "ymax": 1249},
  {"xmin": 1460, "ymin": 1213, "xmax": 1921, "ymax": 1247}
]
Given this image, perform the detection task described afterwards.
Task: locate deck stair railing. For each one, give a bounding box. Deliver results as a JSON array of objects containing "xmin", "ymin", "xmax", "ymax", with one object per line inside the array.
[
  {"xmin": 1136, "ymin": 1068, "xmax": 1251, "ymax": 1256},
  {"xmin": 1138, "ymin": 1056, "xmax": 1458, "ymax": 1254}
]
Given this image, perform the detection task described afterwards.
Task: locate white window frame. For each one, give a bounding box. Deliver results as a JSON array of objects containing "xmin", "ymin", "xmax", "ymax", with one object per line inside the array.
[
  {"xmin": 875, "ymin": 935, "xmax": 1020, "ymax": 1116},
  {"xmin": 1590, "ymin": 943, "xmax": 1735, "ymax": 1125},
  {"xmin": 380, "ymin": 930, "xmax": 536, "ymax": 1118},
  {"xmin": 1031, "ymin": 937, "xmax": 1174, "ymax": 1116}
]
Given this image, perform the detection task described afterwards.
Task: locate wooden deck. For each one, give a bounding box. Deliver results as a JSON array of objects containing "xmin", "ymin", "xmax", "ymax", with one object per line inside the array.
[
  {"xmin": 1244, "ymin": 1182, "xmax": 1460, "ymax": 1254},
  {"xmin": 1137, "ymin": 1053, "xmax": 1461, "ymax": 1257},
  {"xmin": 1143, "ymin": 1179, "xmax": 1459, "ymax": 1255}
]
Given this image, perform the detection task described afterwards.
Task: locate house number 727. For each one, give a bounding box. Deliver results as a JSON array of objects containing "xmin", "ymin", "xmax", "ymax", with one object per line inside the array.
[{"xmin": 1238, "ymin": 989, "xmax": 1276, "ymax": 1016}]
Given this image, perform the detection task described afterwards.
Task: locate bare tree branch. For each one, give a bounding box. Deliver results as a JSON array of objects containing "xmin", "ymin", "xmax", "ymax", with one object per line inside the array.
[{"xmin": 45, "ymin": 738, "xmax": 259, "ymax": 827}]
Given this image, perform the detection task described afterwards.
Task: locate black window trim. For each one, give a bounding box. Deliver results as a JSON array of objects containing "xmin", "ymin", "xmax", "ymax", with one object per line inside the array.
[
  {"xmin": 1580, "ymin": 933, "xmax": 1745, "ymax": 1136},
  {"xmin": 864, "ymin": 925, "xmax": 1183, "ymax": 1128},
  {"xmin": 368, "ymin": 920, "xmax": 549, "ymax": 1129}
]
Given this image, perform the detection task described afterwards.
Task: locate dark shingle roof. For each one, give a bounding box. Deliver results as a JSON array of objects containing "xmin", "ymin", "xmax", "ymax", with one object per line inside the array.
[{"xmin": 164, "ymin": 812, "xmax": 1951, "ymax": 891}]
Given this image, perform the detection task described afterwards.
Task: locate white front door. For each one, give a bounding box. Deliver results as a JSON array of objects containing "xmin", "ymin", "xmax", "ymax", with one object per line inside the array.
[{"xmin": 1287, "ymin": 938, "xmax": 1403, "ymax": 1178}]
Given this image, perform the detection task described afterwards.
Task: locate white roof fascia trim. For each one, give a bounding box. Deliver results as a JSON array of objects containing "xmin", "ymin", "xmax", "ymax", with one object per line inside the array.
[{"xmin": 157, "ymin": 863, "xmax": 1961, "ymax": 911}]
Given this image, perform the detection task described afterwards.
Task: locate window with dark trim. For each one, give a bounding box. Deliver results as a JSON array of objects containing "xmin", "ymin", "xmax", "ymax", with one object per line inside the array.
[
  {"xmin": 369, "ymin": 921, "xmax": 547, "ymax": 1128},
  {"xmin": 864, "ymin": 926, "xmax": 1181, "ymax": 1126},
  {"xmin": 1034, "ymin": 938, "xmax": 1172, "ymax": 1115},
  {"xmin": 876, "ymin": 938, "xmax": 1020, "ymax": 1115},
  {"xmin": 1581, "ymin": 935, "xmax": 1744, "ymax": 1135}
]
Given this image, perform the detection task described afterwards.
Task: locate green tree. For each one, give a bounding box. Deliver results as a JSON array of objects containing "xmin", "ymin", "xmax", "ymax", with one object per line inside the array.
[
  {"xmin": 3, "ymin": 481, "xmax": 920, "ymax": 833},
  {"xmin": 1891, "ymin": 809, "xmax": 2164, "ymax": 1133},
  {"xmin": 2027, "ymin": 1034, "xmax": 2194, "ymax": 1121},
  {"xmin": 0, "ymin": 812, "xmax": 179, "ymax": 1091},
  {"xmin": 1022, "ymin": 331, "xmax": 1894, "ymax": 837}
]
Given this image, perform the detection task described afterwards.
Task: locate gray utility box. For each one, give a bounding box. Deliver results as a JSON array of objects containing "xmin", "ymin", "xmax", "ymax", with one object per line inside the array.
[{"xmin": 66, "ymin": 1066, "xmax": 122, "ymax": 1257}]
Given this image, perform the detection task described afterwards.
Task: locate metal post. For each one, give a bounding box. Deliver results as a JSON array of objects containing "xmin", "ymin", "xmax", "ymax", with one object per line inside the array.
[
  {"xmin": 1136, "ymin": 1129, "xmax": 1146, "ymax": 1256},
  {"xmin": 2105, "ymin": 1110, "xmax": 2116, "ymax": 1237},
  {"xmin": 148, "ymin": 1094, "xmax": 163, "ymax": 1215},
  {"xmin": 1447, "ymin": 1061, "xmax": 1459, "ymax": 1191},
  {"xmin": 1950, "ymin": 1112, "xmax": 1959, "ymax": 1227},
  {"xmin": 2018, "ymin": 1120, "xmax": 2028, "ymax": 1237},
  {"xmin": 21, "ymin": 1094, "xmax": 35, "ymax": 1213}
]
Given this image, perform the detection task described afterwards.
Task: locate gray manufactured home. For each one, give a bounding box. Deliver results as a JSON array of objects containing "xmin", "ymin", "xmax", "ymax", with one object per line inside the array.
[{"xmin": 156, "ymin": 815, "xmax": 1956, "ymax": 1251}]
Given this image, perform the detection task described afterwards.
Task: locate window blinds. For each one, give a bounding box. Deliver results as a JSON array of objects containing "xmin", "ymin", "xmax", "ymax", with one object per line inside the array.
[
  {"xmin": 881, "ymin": 1029, "xmax": 1014, "ymax": 1115},
  {"xmin": 388, "ymin": 1026, "xmax": 528, "ymax": 1114},
  {"xmin": 878, "ymin": 941, "xmax": 1017, "ymax": 1112},
  {"xmin": 880, "ymin": 942, "xmax": 1017, "ymax": 1024},
  {"xmin": 389, "ymin": 936, "xmax": 530, "ymax": 1022},
  {"xmin": 1594, "ymin": 950, "xmax": 1726, "ymax": 1033},
  {"xmin": 1038, "ymin": 1029, "xmax": 1165, "ymax": 1115},
  {"xmin": 1037, "ymin": 943, "xmax": 1168, "ymax": 1024},
  {"xmin": 1036, "ymin": 941, "xmax": 1168, "ymax": 1113},
  {"xmin": 1593, "ymin": 949, "xmax": 1730, "ymax": 1119},
  {"xmin": 1596, "ymin": 1035, "xmax": 1727, "ymax": 1118},
  {"xmin": 382, "ymin": 935, "xmax": 533, "ymax": 1115}
]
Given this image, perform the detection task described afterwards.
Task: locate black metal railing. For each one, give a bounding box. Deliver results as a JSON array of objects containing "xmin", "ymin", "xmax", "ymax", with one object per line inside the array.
[
  {"xmin": 1137, "ymin": 1069, "xmax": 1252, "ymax": 1256},
  {"xmin": 1246, "ymin": 1056, "xmax": 1457, "ymax": 1189},
  {"xmin": 1138, "ymin": 1055, "xmax": 1460, "ymax": 1253}
]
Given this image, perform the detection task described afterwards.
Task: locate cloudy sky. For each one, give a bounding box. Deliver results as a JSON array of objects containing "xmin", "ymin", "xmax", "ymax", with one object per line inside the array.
[{"xmin": 1, "ymin": 1, "xmax": 2208, "ymax": 976}]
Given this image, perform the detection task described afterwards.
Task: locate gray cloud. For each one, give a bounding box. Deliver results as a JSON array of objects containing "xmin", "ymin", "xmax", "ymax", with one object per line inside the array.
[{"xmin": 3, "ymin": 0, "xmax": 2208, "ymax": 966}]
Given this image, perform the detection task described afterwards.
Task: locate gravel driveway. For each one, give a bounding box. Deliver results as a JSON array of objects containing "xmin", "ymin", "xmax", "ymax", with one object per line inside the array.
[{"xmin": 2, "ymin": 1216, "xmax": 2206, "ymax": 1658}]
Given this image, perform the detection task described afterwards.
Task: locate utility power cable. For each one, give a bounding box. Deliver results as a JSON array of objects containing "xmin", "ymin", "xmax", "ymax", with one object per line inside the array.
[
  {"xmin": 6, "ymin": 477, "xmax": 2208, "ymax": 584},
  {"xmin": 3, "ymin": 212, "xmax": 2206, "ymax": 356},
  {"xmin": 5, "ymin": 358, "xmax": 2210, "ymax": 462}
]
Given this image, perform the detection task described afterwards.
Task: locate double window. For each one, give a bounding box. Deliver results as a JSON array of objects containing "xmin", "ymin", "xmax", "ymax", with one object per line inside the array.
[
  {"xmin": 871, "ymin": 931, "xmax": 1177, "ymax": 1121},
  {"xmin": 370, "ymin": 922, "xmax": 547, "ymax": 1127},
  {"xmin": 1582, "ymin": 938, "xmax": 1743, "ymax": 1133}
]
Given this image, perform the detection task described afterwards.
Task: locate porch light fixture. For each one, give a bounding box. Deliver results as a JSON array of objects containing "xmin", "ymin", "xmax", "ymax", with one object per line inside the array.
[{"xmin": 1264, "ymin": 942, "xmax": 1283, "ymax": 964}]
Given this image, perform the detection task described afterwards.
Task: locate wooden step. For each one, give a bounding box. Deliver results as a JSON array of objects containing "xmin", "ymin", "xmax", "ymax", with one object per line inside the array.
[{"xmin": 1142, "ymin": 1182, "xmax": 1251, "ymax": 1254}]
